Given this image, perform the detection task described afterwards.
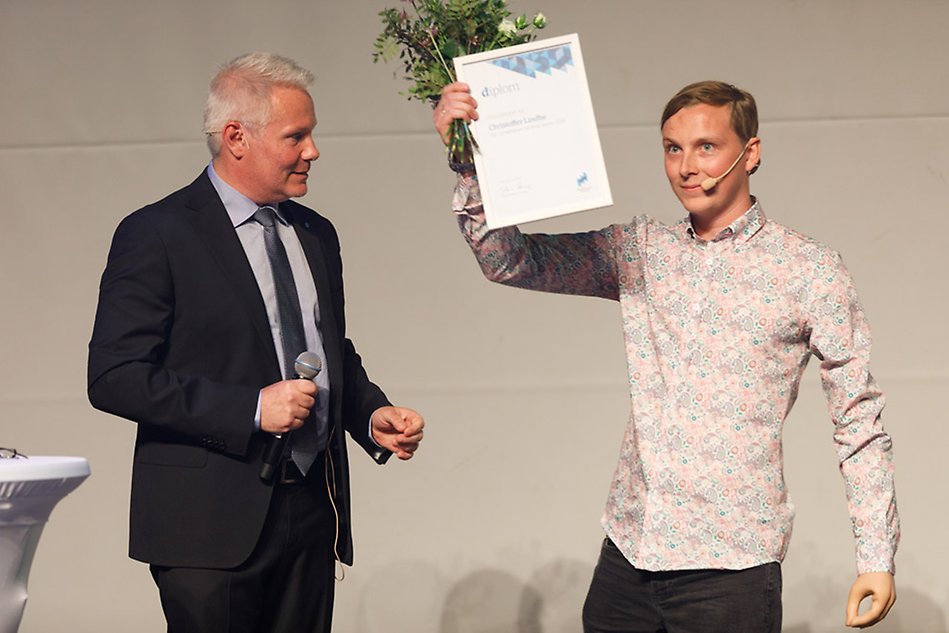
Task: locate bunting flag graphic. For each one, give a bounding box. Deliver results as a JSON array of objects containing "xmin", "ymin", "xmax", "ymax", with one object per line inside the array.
[{"xmin": 489, "ymin": 44, "xmax": 574, "ymax": 78}]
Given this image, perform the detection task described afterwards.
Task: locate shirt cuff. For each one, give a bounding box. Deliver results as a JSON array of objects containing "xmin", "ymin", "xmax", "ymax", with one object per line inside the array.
[
  {"xmin": 254, "ymin": 391, "xmax": 262, "ymax": 432},
  {"xmin": 369, "ymin": 412, "xmax": 383, "ymax": 449}
]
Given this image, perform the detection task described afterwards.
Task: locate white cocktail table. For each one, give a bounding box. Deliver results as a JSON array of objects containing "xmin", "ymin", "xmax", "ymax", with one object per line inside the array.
[{"xmin": 0, "ymin": 456, "xmax": 90, "ymax": 633}]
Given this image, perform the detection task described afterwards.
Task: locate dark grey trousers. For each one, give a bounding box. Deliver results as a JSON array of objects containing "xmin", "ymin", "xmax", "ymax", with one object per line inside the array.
[{"xmin": 583, "ymin": 538, "xmax": 782, "ymax": 633}]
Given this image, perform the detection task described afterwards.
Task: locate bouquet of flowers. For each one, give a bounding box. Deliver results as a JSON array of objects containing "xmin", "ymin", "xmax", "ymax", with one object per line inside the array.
[{"xmin": 373, "ymin": 0, "xmax": 547, "ymax": 165}]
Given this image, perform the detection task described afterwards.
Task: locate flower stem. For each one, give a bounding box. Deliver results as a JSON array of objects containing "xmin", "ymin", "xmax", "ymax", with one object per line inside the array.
[{"xmin": 427, "ymin": 26, "xmax": 456, "ymax": 83}]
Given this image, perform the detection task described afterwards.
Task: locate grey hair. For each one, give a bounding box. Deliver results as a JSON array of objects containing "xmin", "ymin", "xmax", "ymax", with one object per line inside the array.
[{"xmin": 203, "ymin": 52, "xmax": 314, "ymax": 156}]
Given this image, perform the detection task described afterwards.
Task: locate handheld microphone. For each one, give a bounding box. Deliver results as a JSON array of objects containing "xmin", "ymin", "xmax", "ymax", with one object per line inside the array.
[
  {"xmin": 293, "ymin": 351, "xmax": 322, "ymax": 380},
  {"xmin": 259, "ymin": 351, "xmax": 322, "ymax": 482},
  {"xmin": 700, "ymin": 142, "xmax": 751, "ymax": 192}
]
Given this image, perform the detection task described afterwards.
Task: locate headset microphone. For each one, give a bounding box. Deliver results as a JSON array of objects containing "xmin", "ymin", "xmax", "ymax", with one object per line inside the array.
[{"xmin": 700, "ymin": 142, "xmax": 752, "ymax": 192}]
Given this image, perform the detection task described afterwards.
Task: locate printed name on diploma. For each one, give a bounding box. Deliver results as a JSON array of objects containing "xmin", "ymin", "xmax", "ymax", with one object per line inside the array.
[{"xmin": 488, "ymin": 114, "xmax": 547, "ymax": 131}]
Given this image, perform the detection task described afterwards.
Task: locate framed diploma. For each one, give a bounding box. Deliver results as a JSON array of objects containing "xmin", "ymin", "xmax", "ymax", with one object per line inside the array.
[{"xmin": 453, "ymin": 33, "xmax": 612, "ymax": 229}]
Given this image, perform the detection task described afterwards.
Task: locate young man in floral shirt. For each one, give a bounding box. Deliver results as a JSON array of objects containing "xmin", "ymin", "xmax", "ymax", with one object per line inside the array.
[{"xmin": 433, "ymin": 80, "xmax": 898, "ymax": 632}]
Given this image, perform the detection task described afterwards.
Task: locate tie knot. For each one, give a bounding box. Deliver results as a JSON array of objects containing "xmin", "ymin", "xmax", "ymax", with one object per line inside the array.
[{"xmin": 254, "ymin": 206, "xmax": 278, "ymax": 228}]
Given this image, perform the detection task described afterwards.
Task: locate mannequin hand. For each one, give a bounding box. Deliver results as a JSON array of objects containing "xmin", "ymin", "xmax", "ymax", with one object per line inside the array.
[{"xmin": 846, "ymin": 572, "xmax": 895, "ymax": 628}]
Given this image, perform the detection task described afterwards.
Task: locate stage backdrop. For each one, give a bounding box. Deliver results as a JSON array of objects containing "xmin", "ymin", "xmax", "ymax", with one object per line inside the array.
[{"xmin": 1, "ymin": 1, "xmax": 946, "ymax": 631}]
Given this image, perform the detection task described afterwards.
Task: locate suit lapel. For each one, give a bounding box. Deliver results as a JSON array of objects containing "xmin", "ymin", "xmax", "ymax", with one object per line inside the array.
[{"xmin": 185, "ymin": 173, "xmax": 280, "ymax": 377}]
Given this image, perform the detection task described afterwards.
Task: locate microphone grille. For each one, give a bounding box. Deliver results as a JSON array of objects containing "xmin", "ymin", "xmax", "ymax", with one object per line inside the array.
[{"xmin": 294, "ymin": 351, "xmax": 322, "ymax": 379}]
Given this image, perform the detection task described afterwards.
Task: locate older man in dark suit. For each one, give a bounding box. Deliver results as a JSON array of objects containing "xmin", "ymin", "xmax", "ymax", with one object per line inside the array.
[{"xmin": 88, "ymin": 52, "xmax": 424, "ymax": 633}]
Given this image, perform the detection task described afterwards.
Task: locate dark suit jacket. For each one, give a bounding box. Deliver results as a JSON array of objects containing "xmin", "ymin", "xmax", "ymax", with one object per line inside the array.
[{"xmin": 88, "ymin": 171, "xmax": 390, "ymax": 569}]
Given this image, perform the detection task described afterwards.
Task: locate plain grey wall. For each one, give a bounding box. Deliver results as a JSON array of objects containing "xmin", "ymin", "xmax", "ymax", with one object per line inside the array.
[{"xmin": 1, "ymin": 1, "xmax": 947, "ymax": 631}]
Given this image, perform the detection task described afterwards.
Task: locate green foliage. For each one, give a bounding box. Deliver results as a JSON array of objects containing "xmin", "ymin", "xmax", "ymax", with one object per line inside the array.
[{"xmin": 372, "ymin": 0, "xmax": 547, "ymax": 103}]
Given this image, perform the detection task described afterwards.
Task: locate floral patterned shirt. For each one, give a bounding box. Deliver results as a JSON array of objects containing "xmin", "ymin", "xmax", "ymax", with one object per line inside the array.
[{"xmin": 452, "ymin": 174, "xmax": 898, "ymax": 574}]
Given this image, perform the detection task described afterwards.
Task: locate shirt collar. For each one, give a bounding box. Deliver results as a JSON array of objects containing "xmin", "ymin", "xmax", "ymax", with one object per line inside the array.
[
  {"xmin": 206, "ymin": 162, "xmax": 287, "ymax": 228},
  {"xmin": 684, "ymin": 198, "xmax": 766, "ymax": 244}
]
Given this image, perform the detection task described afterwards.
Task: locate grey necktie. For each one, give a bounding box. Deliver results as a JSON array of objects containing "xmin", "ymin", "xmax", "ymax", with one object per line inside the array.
[{"xmin": 254, "ymin": 206, "xmax": 321, "ymax": 474}]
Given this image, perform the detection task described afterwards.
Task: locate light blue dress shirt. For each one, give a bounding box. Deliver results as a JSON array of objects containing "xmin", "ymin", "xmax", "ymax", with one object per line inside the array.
[{"xmin": 206, "ymin": 162, "xmax": 330, "ymax": 449}]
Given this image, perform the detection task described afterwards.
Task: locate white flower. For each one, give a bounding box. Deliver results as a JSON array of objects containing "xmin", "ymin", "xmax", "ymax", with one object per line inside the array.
[
  {"xmin": 533, "ymin": 12, "xmax": 547, "ymax": 28},
  {"xmin": 498, "ymin": 19, "xmax": 517, "ymax": 36}
]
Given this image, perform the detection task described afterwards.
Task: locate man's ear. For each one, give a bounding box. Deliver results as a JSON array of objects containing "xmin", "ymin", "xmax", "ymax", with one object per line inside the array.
[
  {"xmin": 745, "ymin": 136, "xmax": 761, "ymax": 175},
  {"xmin": 222, "ymin": 121, "xmax": 249, "ymax": 159}
]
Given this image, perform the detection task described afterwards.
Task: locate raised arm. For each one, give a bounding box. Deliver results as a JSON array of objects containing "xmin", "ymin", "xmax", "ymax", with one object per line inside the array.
[{"xmin": 435, "ymin": 83, "xmax": 623, "ymax": 301}]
